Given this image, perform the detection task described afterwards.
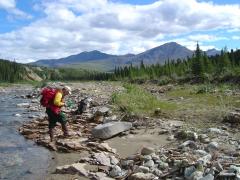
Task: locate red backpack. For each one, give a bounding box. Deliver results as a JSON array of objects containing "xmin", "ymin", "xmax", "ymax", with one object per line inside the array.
[{"xmin": 40, "ymin": 88, "xmax": 57, "ymax": 107}]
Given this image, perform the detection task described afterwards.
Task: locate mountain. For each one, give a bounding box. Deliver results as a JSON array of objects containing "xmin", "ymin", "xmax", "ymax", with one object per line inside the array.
[
  {"xmin": 206, "ymin": 49, "xmax": 221, "ymax": 56},
  {"xmin": 130, "ymin": 42, "xmax": 193, "ymax": 64},
  {"xmin": 33, "ymin": 50, "xmax": 116, "ymax": 67},
  {"xmin": 31, "ymin": 42, "xmax": 220, "ymax": 71}
]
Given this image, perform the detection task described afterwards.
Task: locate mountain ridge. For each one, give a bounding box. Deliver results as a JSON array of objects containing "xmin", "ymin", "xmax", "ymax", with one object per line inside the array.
[{"xmin": 31, "ymin": 42, "xmax": 220, "ymax": 70}]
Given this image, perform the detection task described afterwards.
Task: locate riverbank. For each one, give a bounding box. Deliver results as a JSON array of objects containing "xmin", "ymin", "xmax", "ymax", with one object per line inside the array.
[{"xmin": 16, "ymin": 81, "xmax": 240, "ymax": 179}]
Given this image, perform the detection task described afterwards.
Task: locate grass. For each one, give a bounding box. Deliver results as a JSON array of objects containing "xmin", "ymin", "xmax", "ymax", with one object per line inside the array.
[
  {"xmin": 163, "ymin": 83, "xmax": 240, "ymax": 127},
  {"xmin": 112, "ymin": 83, "xmax": 177, "ymax": 117}
]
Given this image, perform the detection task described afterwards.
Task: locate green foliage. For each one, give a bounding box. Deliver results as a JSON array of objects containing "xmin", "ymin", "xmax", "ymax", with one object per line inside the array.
[
  {"xmin": 0, "ymin": 59, "xmax": 25, "ymax": 83},
  {"xmin": 108, "ymin": 45, "xmax": 240, "ymax": 84},
  {"xmin": 112, "ymin": 83, "xmax": 177, "ymax": 116}
]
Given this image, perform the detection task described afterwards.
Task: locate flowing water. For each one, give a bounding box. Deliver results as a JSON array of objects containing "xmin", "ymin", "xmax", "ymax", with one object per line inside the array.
[{"xmin": 0, "ymin": 87, "xmax": 51, "ymax": 180}]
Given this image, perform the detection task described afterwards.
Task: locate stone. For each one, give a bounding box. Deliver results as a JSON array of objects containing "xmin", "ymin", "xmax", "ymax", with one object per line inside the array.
[
  {"xmin": 158, "ymin": 161, "xmax": 169, "ymax": 170},
  {"xmin": 110, "ymin": 155, "xmax": 119, "ymax": 165},
  {"xmin": 179, "ymin": 140, "xmax": 198, "ymax": 149},
  {"xmin": 199, "ymin": 174, "xmax": 214, "ymax": 180},
  {"xmin": 96, "ymin": 106, "xmax": 110, "ymax": 115},
  {"xmin": 109, "ymin": 165, "xmax": 122, "ymax": 177},
  {"xmin": 194, "ymin": 150, "xmax": 208, "ymax": 157},
  {"xmin": 191, "ymin": 171, "xmax": 203, "ymax": 180},
  {"xmin": 135, "ymin": 166, "xmax": 150, "ymax": 173},
  {"xmin": 167, "ymin": 135, "xmax": 175, "ymax": 141},
  {"xmin": 92, "ymin": 122, "xmax": 132, "ymax": 139},
  {"xmin": 228, "ymin": 165, "xmax": 240, "ymax": 174},
  {"xmin": 184, "ymin": 166, "xmax": 196, "ymax": 179},
  {"xmin": 56, "ymin": 163, "xmax": 88, "ymax": 177},
  {"xmin": 207, "ymin": 128, "xmax": 229, "ymax": 136},
  {"xmin": 144, "ymin": 160, "xmax": 155, "ymax": 168},
  {"xmin": 129, "ymin": 172, "xmax": 156, "ymax": 180},
  {"xmin": 93, "ymin": 152, "xmax": 111, "ymax": 166},
  {"xmin": 142, "ymin": 155, "xmax": 152, "ymax": 161},
  {"xmin": 224, "ymin": 111, "xmax": 240, "ymax": 123},
  {"xmin": 141, "ymin": 147, "xmax": 155, "ymax": 155},
  {"xmin": 152, "ymin": 168, "xmax": 162, "ymax": 177},
  {"xmin": 207, "ymin": 142, "xmax": 219, "ymax": 152},
  {"xmin": 213, "ymin": 161, "xmax": 223, "ymax": 172},
  {"xmin": 197, "ymin": 154, "xmax": 212, "ymax": 166},
  {"xmin": 103, "ymin": 115, "xmax": 118, "ymax": 123},
  {"xmin": 90, "ymin": 172, "xmax": 114, "ymax": 180},
  {"xmin": 121, "ymin": 160, "xmax": 134, "ymax": 167}
]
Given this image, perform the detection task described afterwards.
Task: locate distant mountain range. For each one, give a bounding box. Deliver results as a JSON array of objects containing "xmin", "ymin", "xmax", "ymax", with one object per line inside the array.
[{"xmin": 31, "ymin": 42, "xmax": 220, "ymax": 71}]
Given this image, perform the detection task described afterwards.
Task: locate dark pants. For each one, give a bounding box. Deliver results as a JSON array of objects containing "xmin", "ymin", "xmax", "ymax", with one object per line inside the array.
[{"xmin": 46, "ymin": 108, "xmax": 67, "ymax": 129}]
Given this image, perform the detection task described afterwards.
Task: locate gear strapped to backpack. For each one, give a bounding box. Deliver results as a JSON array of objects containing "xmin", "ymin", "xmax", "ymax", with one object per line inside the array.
[{"xmin": 40, "ymin": 88, "xmax": 57, "ymax": 107}]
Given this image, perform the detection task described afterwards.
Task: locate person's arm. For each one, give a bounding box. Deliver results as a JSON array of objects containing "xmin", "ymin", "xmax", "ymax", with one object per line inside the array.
[{"xmin": 53, "ymin": 92, "xmax": 64, "ymax": 107}]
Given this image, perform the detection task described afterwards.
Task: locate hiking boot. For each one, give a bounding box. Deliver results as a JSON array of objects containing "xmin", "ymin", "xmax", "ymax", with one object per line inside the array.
[
  {"xmin": 49, "ymin": 128, "xmax": 54, "ymax": 142},
  {"xmin": 62, "ymin": 124, "xmax": 70, "ymax": 137}
]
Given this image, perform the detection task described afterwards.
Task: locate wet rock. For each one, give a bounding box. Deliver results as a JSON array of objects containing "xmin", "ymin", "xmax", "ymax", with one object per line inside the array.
[
  {"xmin": 141, "ymin": 147, "xmax": 155, "ymax": 155},
  {"xmin": 129, "ymin": 172, "xmax": 156, "ymax": 180},
  {"xmin": 56, "ymin": 163, "xmax": 88, "ymax": 177},
  {"xmin": 92, "ymin": 122, "xmax": 132, "ymax": 139}
]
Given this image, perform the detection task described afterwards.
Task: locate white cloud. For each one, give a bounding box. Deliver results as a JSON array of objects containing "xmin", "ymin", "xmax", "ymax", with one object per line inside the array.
[
  {"xmin": 0, "ymin": 0, "xmax": 31, "ymax": 19},
  {"xmin": 0, "ymin": 0, "xmax": 239, "ymax": 62},
  {"xmin": 188, "ymin": 34, "xmax": 228, "ymax": 42},
  {"xmin": 232, "ymin": 36, "xmax": 240, "ymax": 40}
]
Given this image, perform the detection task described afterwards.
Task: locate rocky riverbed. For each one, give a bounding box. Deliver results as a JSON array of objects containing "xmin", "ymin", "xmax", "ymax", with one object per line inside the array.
[{"xmin": 16, "ymin": 82, "xmax": 240, "ymax": 180}]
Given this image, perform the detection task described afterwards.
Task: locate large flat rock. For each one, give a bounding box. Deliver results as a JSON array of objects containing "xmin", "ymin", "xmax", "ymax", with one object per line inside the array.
[{"xmin": 92, "ymin": 122, "xmax": 132, "ymax": 140}]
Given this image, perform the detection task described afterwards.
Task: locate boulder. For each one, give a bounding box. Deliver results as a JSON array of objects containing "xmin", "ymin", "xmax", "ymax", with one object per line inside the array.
[
  {"xmin": 141, "ymin": 147, "xmax": 155, "ymax": 155},
  {"xmin": 92, "ymin": 122, "xmax": 132, "ymax": 139},
  {"xmin": 56, "ymin": 163, "xmax": 88, "ymax": 176}
]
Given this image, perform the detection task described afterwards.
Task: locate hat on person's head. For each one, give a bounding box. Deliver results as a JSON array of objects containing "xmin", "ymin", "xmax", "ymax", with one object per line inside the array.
[{"xmin": 63, "ymin": 86, "xmax": 72, "ymax": 95}]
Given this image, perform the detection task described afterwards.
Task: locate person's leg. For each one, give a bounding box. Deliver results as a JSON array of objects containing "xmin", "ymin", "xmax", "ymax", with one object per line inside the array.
[
  {"xmin": 46, "ymin": 108, "xmax": 57, "ymax": 141},
  {"xmin": 58, "ymin": 112, "xmax": 69, "ymax": 136}
]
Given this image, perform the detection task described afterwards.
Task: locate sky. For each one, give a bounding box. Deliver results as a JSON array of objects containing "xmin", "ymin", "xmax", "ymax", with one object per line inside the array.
[{"xmin": 0, "ymin": 0, "xmax": 239, "ymax": 63}]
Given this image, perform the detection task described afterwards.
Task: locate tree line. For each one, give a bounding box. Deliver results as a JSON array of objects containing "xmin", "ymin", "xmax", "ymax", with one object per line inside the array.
[
  {"xmin": 0, "ymin": 59, "xmax": 25, "ymax": 82},
  {"xmin": 107, "ymin": 44, "xmax": 240, "ymax": 83},
  {"xmin": 1, "ymin": 43, "xmax": 240, "ymax": 83}
]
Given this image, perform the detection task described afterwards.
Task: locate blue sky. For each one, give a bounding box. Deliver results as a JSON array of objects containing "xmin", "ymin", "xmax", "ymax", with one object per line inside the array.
[{"xmin": 0, "ymin": 0, "xmax": 239, "ymax": 62}]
